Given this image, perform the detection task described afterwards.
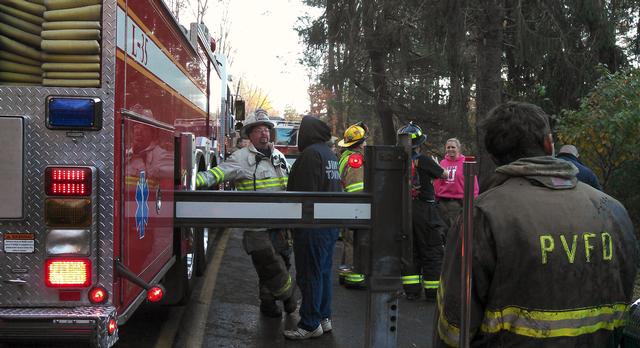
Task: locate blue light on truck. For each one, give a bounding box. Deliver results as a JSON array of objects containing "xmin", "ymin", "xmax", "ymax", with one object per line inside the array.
[{"xmin": 46, "ymin": 97, "xmax": 102, "ymax": 130}]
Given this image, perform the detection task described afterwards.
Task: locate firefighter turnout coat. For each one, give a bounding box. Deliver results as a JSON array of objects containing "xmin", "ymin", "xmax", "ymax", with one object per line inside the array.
[
  {"xmin": 195, "ymin": 142, "xmax": 294, "ymax": 301},
  {"xmin": 338, "ymin": 149, "xmax": 364, "ymax": 193},
  {"xmin": 435, "ymin": 156, "xmax": 638, "ymax": 347},
  {"xmin": 196, "ymin": 142, "xmax": 289, "ymax": 192}
]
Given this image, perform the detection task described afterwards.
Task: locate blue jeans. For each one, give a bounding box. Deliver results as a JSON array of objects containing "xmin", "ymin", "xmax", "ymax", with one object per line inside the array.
[{"xmin": 292, "ymin": 228, "xmax": 339, "ymax": 331}]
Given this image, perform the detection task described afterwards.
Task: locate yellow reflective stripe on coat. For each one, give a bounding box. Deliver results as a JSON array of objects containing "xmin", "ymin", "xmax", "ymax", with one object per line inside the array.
[
  {"xmin": 338, "ymin": 150, "xmax": 354, "ymax": 176},
  {"xmin": 236, "ymin": 177, "xmax": 288, "ymax": 190},
  {"xmin": 273, "ymin": 274, "xmax": 293, "ymax": 298},
  {"xmin": 480, "ymin": 303, "xmax": 629, "ymax": 338},
  {"xmin": 209, "ymin": 167, "xmax": 224, "ymax": 183},
  {"xmin": 345, "ymin": 182, "xmax": 364, "ymax": 192},
  {"xmin": 423, "ymin": 280, "xmax": 439, "ymax": 289},
  {"xmin": 402, "ymin": 275, "xmax": 421, "ymax": 285},
  {"xmin": 436, "ymin": 282, "xmax": 460, "ymax": 347}
]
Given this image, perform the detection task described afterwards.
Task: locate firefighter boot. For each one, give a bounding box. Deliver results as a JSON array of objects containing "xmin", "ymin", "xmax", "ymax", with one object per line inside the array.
[
  {"xmin": 260, "ymin": 299, "xmax": 282, "ymax": 317},
  {"xmin": 337, "ymin": 265, "xmax": 351, "ymax": 285},
  {"xmin": 424, "ymin": 288, "xmax": 437, "ymax": 302},
  {"xmin": 283, "ymin": 293, "xmax": 297, "ymax": 314}
]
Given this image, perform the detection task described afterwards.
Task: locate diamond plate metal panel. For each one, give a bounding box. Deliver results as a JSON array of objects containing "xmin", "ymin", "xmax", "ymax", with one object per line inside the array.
[
  {"xmin": 0, "ymin": 0, "xmax": 117, "ymax": 307},
  {"xmin": 0, "ymin": 306, "xmax": 118, "ymax": 348}
]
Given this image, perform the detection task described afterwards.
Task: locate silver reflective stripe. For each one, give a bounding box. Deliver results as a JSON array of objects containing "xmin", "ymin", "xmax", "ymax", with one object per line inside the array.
[
  {"xmin": 313, "ymin": 203, "xmax": 371, "ymax": 219},
  {"xmin": 176, "ymin": 202, "xmax": 302, "ymax": 219}
]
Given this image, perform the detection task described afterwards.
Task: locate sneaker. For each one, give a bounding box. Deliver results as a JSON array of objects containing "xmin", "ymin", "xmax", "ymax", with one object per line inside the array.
[
  {"xmin": 260, "ymin": 300, "xmax": 282, "ymax": 317},
  {"xmin": 283, "ymin": 325, "xmax": 323, "ymax": 340},
  {"xmin": 320, "ymin": 318, "xmax": 332, "ymax": 333},
  {"xmin": 283, "ymin": 294, "xmax": 297, "ymax": 314}
]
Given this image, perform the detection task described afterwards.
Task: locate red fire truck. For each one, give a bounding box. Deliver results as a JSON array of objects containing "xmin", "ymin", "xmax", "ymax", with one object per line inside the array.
[{"xmin": 0, "ymin": 1, "xmax": 238, "ymax": 346}]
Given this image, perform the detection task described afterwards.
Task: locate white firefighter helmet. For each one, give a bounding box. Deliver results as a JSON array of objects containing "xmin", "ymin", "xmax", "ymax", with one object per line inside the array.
[{"xmin": 241, "ymin": 109, "xmax": 275, "ymax": 137}]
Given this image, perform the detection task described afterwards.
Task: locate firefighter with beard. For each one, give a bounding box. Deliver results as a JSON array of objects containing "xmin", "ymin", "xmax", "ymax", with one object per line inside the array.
[
  {"xmin": 195, "ymin": 109, "xmax": 297, "ymax": 318},
  {"xmin": 336, "ymin": 122, "xmax": 368, "ymax": 288},
  {"xmin": 397, "ymin": 122, "xmax": 449, "ymax": 301}
]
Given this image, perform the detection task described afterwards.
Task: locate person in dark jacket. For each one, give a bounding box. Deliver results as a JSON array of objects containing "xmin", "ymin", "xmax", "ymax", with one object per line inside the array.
[
  {"xmin": 556, "ymin": 144, "xmax": 602, "ymax": 190},
  {"xmin": 283, "ymin": 116, "xmax": 342, "ymax": 340},
  {"xmin": 434, "ymin": 101, "xmax": 638, "ymax": 347}
]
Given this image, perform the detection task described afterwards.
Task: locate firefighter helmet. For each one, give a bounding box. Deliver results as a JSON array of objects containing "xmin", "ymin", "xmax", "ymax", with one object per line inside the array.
[
  {"xmin": 338, "ymin": 122, "xmax": 368, "ymax": 148},
  {"xmin": 241, "ymin": 109, "xmax": 274, "ymax": 137},
  {"xmin": 397, "ymin": 122, "xmax": 426, "ymax": 148}
]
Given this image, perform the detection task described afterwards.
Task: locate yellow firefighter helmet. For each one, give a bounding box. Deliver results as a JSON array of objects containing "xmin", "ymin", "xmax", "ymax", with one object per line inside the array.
[{"xmin": 338, "ymin": 122, "xmax": 368, "ymax": 148}]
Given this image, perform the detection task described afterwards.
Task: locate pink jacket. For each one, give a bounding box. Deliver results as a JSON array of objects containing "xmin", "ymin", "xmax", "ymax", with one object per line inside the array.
[{"xmin": 434, "ymin": 154, "xmax": 479, "ymax": 200}]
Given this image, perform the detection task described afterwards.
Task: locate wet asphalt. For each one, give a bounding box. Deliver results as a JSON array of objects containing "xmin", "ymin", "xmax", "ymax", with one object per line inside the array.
[{"xmin": 198, "ymin": 230, "xmax": 435, "ymax": 348}]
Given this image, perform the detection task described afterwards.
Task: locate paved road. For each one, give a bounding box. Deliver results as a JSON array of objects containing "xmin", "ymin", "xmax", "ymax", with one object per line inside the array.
[{"xmin": 194, "ymin": 230, "xmax": 436, "ymax": 348}]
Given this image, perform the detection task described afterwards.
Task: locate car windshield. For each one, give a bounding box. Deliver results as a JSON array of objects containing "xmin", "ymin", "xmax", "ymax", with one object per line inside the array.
[{"xmin": 275, "ymin": 128, "xmax": 298, "ymax": 146}]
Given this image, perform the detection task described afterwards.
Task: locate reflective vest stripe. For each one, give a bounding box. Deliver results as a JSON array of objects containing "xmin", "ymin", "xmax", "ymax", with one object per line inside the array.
[
  {"xmin": 402, "ymin": 275, "xmax": 421, "ymax": 285},
  {"xmin": 273, "ymin": 274, "xmax": 292, "ymax": 298},
  {"xmin": 345, "ymin": 182, "xmax": 364, "ymax": 192},
  {"xmin": 208, "ymin": 167, "xmax": 224, "ymax": 183},
  {"xmin": 481, "ymin": 303, "xmax": 629, "ymax": 337},
  {"xmin": 423, "ymin": 280, "xmax": 439, "ymax": 289}
]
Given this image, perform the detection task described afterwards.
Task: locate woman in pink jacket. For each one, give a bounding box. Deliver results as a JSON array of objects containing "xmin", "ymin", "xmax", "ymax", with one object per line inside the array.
[{"xmin": 434, "ymin": 138, "xmax": 479, "ymax": 231}]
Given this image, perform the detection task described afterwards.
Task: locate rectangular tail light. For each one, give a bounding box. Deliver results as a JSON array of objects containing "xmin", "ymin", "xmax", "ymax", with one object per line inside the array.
[
  {"xmin": 45, "ymin": 258, "xmax": 91, "ymax": 288},
  {"xmin": 45, "ymin": 167, "xmax": 92, "ymax": 196},
  {"xmin": 45, "ymin": 198, "xmax": 92, "ymax": 227}
]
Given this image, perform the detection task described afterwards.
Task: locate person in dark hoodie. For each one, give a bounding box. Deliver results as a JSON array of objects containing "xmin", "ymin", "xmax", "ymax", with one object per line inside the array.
[{"xmin": 283, "ymin": 116, "xmax": 342, "ymax": 340}]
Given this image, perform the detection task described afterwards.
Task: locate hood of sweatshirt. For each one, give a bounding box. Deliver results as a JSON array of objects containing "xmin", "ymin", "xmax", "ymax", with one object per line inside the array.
[
  {"xmin": 297, "ymin": 115, "xmax": 331, "ymax": 152},
  {"xmin": 490, "ymin": 156, "xmax": 579, "ymax": 190}
]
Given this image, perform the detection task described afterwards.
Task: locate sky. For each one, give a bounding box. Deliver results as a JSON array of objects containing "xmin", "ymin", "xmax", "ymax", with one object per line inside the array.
[{"xmin": 205, "ymin": 0, "xmax": 322, "ymax": 115}]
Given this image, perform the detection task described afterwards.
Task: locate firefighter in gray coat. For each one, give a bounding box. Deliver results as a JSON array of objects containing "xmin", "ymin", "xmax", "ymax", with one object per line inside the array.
[{"xmin": 196, "ymin": 109, "xmax": 296, "ymax": 317}]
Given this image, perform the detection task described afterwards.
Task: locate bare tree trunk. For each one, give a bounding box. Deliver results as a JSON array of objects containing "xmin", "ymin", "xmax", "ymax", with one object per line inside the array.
[
  {"xmin": 445, "ymin": 0, "xmax": 468, "ymax": 139},
  {"xmin": 327, "ymin": 0, "xmax": 337, "ymax": 133},
  {"xmin": 475, "ymin": 0, "xmax": 504, "ymax": 189},
  {"xmin": 364, "ymin": 0, "xmax": 395, "ymax": 145}
]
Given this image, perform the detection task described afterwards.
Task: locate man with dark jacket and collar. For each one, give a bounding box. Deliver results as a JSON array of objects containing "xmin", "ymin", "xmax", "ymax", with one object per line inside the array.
[
  {"xmin": 556, "ymin": 144, "xmax": 602, "ymax": 190},
  {"xmin": 435, "ymin": 101, "xmax": 637, "ymax": 347},
  {"xmin": 283, "ymin": 116, "xmax": 342, "ymax": 340}
]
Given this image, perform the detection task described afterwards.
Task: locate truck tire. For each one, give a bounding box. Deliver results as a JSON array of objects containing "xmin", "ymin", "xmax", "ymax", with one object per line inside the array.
[
  {"xmin": 195, "ymin": 227, "xmax": 209, "ymax": 276},
  {"xmin": 160, "ymin": 227, "xmax": 197, "ymax": 305}
]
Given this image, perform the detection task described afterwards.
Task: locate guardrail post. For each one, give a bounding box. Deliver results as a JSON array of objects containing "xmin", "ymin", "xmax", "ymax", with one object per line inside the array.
[{"xmin": 364, "ymin": 144, "xmax": 409, "ymax": 348}]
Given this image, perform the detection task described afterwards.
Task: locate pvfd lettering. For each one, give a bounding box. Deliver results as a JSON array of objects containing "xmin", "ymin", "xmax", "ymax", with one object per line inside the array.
[{"xmin": 539, "ymin": 232, "xmax": 613, "ymax": 264}]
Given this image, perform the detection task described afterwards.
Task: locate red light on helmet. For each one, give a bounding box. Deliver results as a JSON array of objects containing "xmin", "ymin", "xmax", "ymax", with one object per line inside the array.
[
  {"xmin": 45, "ymin": 258, "xmax": 91, "ymax": 288},
  {"xmin": 45, "ymin": 167, "xmax": 92, "ymax": 196},
  {"xmin": 146, "ymin": 286, "xmax": 164, "ymax": 302},
  {"xmin": 89, "ymin": 286, "xmax": 108, "ymax": 304},
  {"xmin": 348, "ymin": 153, "xmax": 364, "ymax": 169}
]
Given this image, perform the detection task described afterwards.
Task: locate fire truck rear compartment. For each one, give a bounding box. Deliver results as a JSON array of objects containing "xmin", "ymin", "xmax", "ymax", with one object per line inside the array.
[{"xmin": 0, "ymin": 306, "xmax": 117, "ymax": 347}]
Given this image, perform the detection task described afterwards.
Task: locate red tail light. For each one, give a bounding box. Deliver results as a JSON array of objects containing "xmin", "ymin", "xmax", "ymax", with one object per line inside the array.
[
  {"xmin": 45, "ymin": 167, "xmax": 92, "ymax": 196},
  {"xmin": 45, "ymin": 258, "xmax": 91, "ymax": 287},
  {"xmin": 89, "ymin": 286, "xmax": 108, "ymax": 303},
  {"xmin": 108, "ymin": 319, "xmax": 117, "ymax": 335},
  {"xmin": 146, "ymin": 286, "xmax": 164, "ymax": 302}
]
